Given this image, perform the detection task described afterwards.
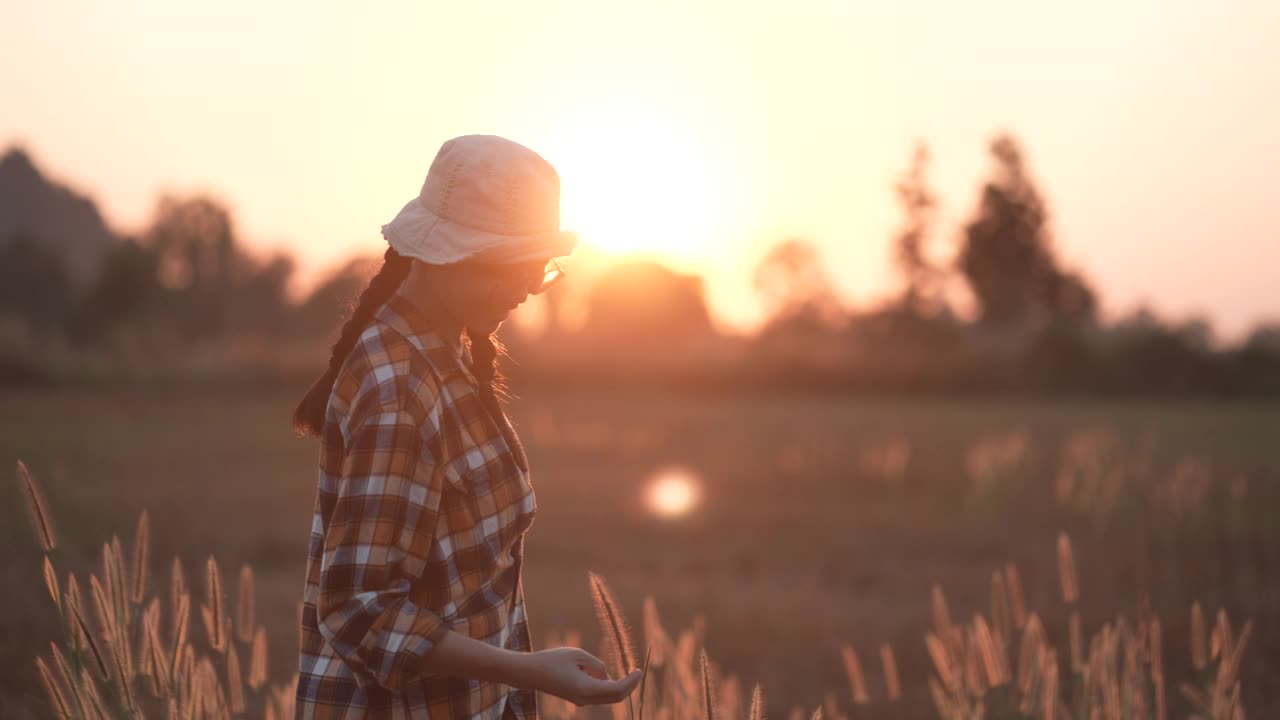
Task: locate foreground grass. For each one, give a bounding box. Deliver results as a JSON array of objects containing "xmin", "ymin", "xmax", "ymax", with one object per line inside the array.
[
  {"xmin": 4, "ymin": 386, "xmax": 1276, "ymax": 717},
  {"xmin": 18, "ymin": 457, "xmax": 1255, "ymax": 719}
]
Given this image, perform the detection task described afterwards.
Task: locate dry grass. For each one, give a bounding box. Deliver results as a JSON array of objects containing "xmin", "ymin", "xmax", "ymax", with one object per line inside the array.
[
  {"xmin": 546, "ymin": 540, "xmax": 1254, "ymax": 720},
  {"xmin": 19, "ymin": 459, "xmax": 56, "ymax": 553},
  {"xmin": 914, "ymin": 538, "xmax": 1248, "ymax": 719},
  {"xmin": 10, "ymin": 386, "xmax": 1269, "ymax": 717},
  {"xmin": 543, "ymin": 552, "xmax": 1253, "ymax": 720},
  {"xmin": 589, "ymin": 572, "xmax": 639, "ymax": 678},
  {"xmin": 14, "ymin": 456, "xmax": 1265, "ymax": 719},
  {"xmin": 19, "ymin": 461, "xmax": 296, "ymax": 720}
]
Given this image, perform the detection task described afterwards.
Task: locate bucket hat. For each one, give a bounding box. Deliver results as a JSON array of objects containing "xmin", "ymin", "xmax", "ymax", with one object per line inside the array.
[{"xmin": 381, "ymin": 134, "xmax": 579, "ymax": 264}]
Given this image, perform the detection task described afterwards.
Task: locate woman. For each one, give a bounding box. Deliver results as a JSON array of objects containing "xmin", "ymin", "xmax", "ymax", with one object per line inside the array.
[{"xmin": 291, "ymin": 135, "xmax": 642, "ymax": 719}]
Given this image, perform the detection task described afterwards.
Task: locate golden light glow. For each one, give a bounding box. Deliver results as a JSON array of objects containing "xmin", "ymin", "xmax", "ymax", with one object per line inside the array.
[
  {"xmin": 4, "ymin": 3, "xmax": 1275, "ymax": 338},
  {"xmin": 645, "ymin": 466, "xmax": 701, "ymax": 518},
  {"xmin": 543, "ymin": 103, "xmax": 725, "ymax": 261}
]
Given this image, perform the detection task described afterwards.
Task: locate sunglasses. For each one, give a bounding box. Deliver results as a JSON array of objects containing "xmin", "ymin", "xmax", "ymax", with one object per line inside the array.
[{"xmin": 465, "ymin": 258, "xmax": 565, "ymax": 295}]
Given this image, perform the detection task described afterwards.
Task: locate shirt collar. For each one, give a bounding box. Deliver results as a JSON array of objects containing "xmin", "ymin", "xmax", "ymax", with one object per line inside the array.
[
  {"xmin": 376, "ymin": 291, "xmax": 473, "ymax": 371},
  {"xmin": 378, "ymin": 290, "xmax": 530, "ymax": 474}
]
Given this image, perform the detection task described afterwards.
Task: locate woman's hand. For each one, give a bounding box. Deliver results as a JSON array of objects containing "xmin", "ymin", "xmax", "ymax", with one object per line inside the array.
[{"xmin": 520, "ymin": 647, "xmax": 643, "ymax": 707}]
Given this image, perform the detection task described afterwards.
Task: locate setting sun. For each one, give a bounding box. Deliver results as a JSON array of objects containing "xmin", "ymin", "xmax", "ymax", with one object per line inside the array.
[
  {"xmin": 542, "ymin": 103, "xmax": 726, "ymax": 262},
  {"xmin": 4, "ymin": 1, "xmax": 1280, "ymax": 715}
]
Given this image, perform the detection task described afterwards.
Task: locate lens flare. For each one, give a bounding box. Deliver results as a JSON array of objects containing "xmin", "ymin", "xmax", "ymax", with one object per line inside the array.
[{"xmin": 645, "ymin": 467, "xmax": 701, "ymax": 518}]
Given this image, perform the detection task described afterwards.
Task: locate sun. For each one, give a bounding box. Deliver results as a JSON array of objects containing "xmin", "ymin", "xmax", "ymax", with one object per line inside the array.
[{"xmin": 541, "ymin": 104, "xmax": 725, "ymax": 262}]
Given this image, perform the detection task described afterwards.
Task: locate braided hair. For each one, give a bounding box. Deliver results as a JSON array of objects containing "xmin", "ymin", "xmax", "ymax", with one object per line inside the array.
[
  {"xmin": 292, "ymin": 246, "xmax": 412, "ymax": 436},
  {"xmin": 465, "ymin": 326, "xmax": 528, "ymax": 469},
  {"xmin": 293, "ymin": 247, "xmax": 528, "ymax": 467}
]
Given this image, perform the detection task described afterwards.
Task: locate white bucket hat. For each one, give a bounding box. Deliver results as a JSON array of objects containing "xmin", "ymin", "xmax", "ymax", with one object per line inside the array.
[{"xmin": 381, "ymin": 134, "xmax": 580, "ymax": 265}]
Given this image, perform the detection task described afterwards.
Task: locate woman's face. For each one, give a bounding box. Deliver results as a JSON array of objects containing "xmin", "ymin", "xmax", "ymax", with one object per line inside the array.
[{"xmin": 426, "ymin": 258, "xmax": 552, "ymax": 334}]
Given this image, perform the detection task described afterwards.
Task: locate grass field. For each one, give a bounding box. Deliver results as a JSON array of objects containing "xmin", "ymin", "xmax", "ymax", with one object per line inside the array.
[{"xmin": 3, "ymin": 383, "xmax": 1277, "ymax": 718}]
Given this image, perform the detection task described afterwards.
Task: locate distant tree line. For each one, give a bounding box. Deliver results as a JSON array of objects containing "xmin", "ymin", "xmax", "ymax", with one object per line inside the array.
[
  {"xmin": 744, "ymin": 132, "xmax": 1280, "ymax": 396},
  {"xmin": 1, "ymin": 136, "xmax": 1278, "ymax": 394},
  {"xmin": 0, "ymin": 144, "xmax": 384, "ymax": 383},
  {"xmin": 0, "ymin": 192, "xmax": 368, "ymax": 349}
]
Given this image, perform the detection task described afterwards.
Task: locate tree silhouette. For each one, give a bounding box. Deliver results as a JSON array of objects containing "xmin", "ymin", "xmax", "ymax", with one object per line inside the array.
[
  {"xmin": 1105, "ymin": 306, "xmax": 1220, "ymax": 393},
  {"xmin": 891, "ymin": 140, "xmax": 943, "ymax": 315},
  {"xmin": 229, "ymin": 252, "xmax": 295, "ymax": 334},
  {"xmin": 77, "ymin": 235, "xmax": 160, "ymax": 337},
  {"xmin": 751, "ymin": 237, "xmax": 846, "ymax": 335},
  {"xmin": 143, "ymin": 193, "xmax": 248, "ymax": 340},
  {"xmin": 956, "ymin": 132, "xmax": 1096, "ymax": 330},
  {"xmin": 0, "ymin": 229, "xmax": 73, "ymax": 332},
  {"xmin": 294, "ymin": 256, "xmax": 378, "ymax": 339},
  {"xmin": 149, "ymin": 193, "xmax": 236, "ymax": 293}
]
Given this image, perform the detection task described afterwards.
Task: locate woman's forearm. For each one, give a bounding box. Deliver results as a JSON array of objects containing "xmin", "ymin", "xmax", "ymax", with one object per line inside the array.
[{"xmin": 417, "ymin": 628, "xmax": 537, "ymax": 689}]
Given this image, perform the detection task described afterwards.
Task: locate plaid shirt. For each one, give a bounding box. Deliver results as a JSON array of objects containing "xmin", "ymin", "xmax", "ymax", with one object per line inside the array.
[{"xmin": 297, "ymin": 291, "xmax": 538, "ymax": 720}]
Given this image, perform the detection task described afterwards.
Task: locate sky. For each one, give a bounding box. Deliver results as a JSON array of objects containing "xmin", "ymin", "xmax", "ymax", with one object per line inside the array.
[{"xmin": 2, "ymin": 0, "xmax": 1277, "ymax": 340}]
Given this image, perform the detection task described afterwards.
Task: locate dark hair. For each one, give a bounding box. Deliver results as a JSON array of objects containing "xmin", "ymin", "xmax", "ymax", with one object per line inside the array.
[
  {"xmin": 293, "ymin": 247, "xmax": 523, "ymax": 453},
  {"xmin": 292, "ymin": 247, "xmax": 412, "ymax": 436},
  {"xmin": 465, "ymin": 324, "xmax": 527, "ymax": 468},
  {"xmin": 464, "ymin": 327, "xmax": 510, "ymax": 402}
]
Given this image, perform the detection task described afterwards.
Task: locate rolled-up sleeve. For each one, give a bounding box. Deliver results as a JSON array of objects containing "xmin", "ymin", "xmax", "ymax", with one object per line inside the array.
[{"xmin": 316, "ymin": 403, "xmax": 450, "ymax": 691}]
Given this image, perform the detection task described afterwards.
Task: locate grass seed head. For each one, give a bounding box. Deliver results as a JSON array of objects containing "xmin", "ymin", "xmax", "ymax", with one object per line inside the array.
[
  {"xmin": 880, "ymin": 644, "xmax": 901, "ymax": 701},
  {"xmin": 238, "ymin": 563, "xmax": 255, "ymax": 644},
  {"xmin": 131, "ymin": 510, "xmax": 150, "ymax": 604},
  {"xmin": 588, "ymin": 571, "xmax": 637, "ymax": 676},
  {"xmin": 42, "ymin": 556, "xmax": 60, "ymax": 608},
  {"xmin": 227, "ymin": 642, "xmax": 246, "ymax": 713},
  {"xmin": 748, "ymin": 683, "xmax": 766, "ymax": 720},
  {"xmin": 206, "ymin": 554, "xmax": 226, "ymax": 652},
  {"xmin": 1057, "ymin": 533, "xmax": 1079, "ymax": 604},
  {"xmin": 840, "ymin": 643, "xmax": 869, "ymax": 703},
  {"xmin": 699, "ymin": 648, "xmax": 717, "ymax": 720},
  {"xmin": 35, "ymin": 656, "xmax": 72, "ymax": 718},
  {"xmin": 17, "ymin": 459, "xmax": 56, "ymax": 552},
  {"xmin": 1190, "ymin": 601, "xmax": 1207, "ymax": 670},
  {"xmin": 249, "ymin": 624, "xmax": 270, "ymax": 689}
]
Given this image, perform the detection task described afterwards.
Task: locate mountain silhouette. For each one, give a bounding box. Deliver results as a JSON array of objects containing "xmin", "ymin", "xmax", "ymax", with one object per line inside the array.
[{"xmin": 0, "ymin": 145, "xmax": 117, "ymax": 290}]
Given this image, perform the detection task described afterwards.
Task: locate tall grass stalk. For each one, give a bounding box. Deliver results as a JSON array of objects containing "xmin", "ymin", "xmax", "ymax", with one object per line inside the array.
[
  {"xmin": 19, "ymin": 456, "xmax": 1258, "ymax": 720},
  {"xmin": 18, "ymin": 459, "xmax": 296, "ymax": 719}
]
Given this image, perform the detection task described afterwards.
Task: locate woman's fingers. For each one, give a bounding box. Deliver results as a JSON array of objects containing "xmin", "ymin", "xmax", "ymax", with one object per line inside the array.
[
  {"xmin": 579, "ymin": 668, "xmax": 642, "ymax": 704},
  {"xmin": 574, "ymin": 650, "xmax": 610, "ymax": 680}
]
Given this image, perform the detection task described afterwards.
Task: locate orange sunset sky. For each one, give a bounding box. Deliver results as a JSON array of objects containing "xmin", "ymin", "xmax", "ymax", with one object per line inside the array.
[{"xmin": 2, "ymin": 1, "xmax": 1277, "ymax": 340}]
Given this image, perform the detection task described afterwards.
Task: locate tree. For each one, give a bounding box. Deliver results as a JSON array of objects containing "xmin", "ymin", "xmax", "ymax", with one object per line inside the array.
[
  {"xmin": 1104, "ymin": 306, "xmax": 1221, "ymax": 393},
  {"xmin": 956, "ymin": 132, "xmax": 1097, "ymax": 330},
  {"xmin": 142, "ymin": 192, "xmax": 261, "ymax": 341},
  {"xmin": 1230, "ymin": 322, "xmax": 1280, "ymax": 394},
  {"xmin": 75, "ymin": 235, "xmax": 160, "ymax": 338},
  {"xmin": 293, "ymin": 256, "xmax": 378, "ymax": 339},
  {"xmin": 227, "ymin": 252, "xmax": 295, "ymax": 334},
  {"xmin": 0, "ymin": 229, "xmax": 74, "ymax": 332},
  {"xmin": 751, "ymin": 237, "xmax": 846, "ymax": 335},
  {"xmin": 148, "ymin": 193, "xmax": 236, "ymax": 294},
  {"xmin": 891, "ymin": 139, "xmax": 944, "ymax": 314},
  {"xmin": 1243, "ymin": 323, "xmax": 1280, "ymax": 355},
  {"xmin": 1043, "ymin": 269, "xmax": 1098, "ymax": 326}
]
